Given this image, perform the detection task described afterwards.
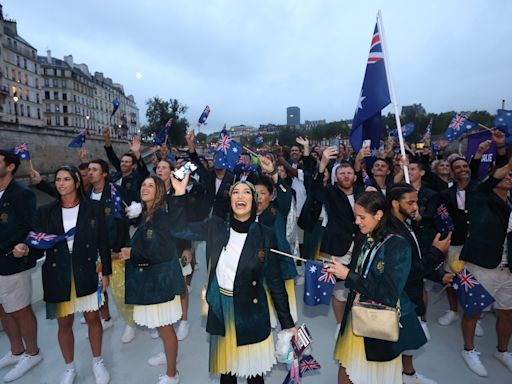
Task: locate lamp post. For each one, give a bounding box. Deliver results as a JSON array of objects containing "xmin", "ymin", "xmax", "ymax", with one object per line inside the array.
[
  {"xmin": 13, "ymin": 94, "xmax": 19, "ymax": 124},
  {"xmin": 86, "ymin": 115, "xmax": 90, "ymax": 131}
]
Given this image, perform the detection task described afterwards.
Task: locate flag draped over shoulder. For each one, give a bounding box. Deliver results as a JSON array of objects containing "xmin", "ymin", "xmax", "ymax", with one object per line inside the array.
[
  {"xmin": 13, "ymin": 143, "xmax": 30, "ymax": 160},
  {"xmin": 452, "ymin": 267, "xmax": 495, "ymax": 316},
  {"xmin": 304, "ymin": 260, "xmax": 336, "ymax": 306},
  {"xmin": 25, "ymin": 228, "xmax": 76, "ymax": 249},
  {"xmin": 443, "ymin": 113, "xmax": 476, "ymax": 142},
  {"xmin": 214, "ymin": 126, "xmax": 240, "ymax": 171},
  {"xmin": 68, "ymin": 130, "xmax": 87, "ymax": 148},
  {"xmin": 350, "ymin": 21, "xmax": 391, "ymax": 153}
]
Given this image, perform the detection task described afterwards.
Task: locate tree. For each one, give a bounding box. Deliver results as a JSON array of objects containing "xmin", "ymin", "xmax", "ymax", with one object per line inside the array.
[
  {"xmin": 142, "ymin": 97, "xmax": 189, "ymax": 146},
  {"xmin": 195, "ymin": 132, "xmax": 208, "ymax": 145}
]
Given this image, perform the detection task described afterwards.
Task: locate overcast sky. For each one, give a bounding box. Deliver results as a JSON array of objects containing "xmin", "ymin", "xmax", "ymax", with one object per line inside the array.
[{"xmin": 5, "ymin": 0, "xmax": 511, "ymax": 133}]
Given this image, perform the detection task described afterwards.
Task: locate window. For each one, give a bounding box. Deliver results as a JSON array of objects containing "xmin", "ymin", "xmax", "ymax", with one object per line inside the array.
[
  {"xmin": 44, "ymin": 78, "xmax": 49, "ymax": 87},
  {"xmin": 20, "ymin": 104, "xmax": 24, "ymax": 116},
  {"xmin": 45, "ymin": 103, "xmax": 50, "ymax": 112},
  {"xmin": 36, "ymin": 93, "xmax": 40, "ymax": 103},
  {"xmin": 23, "ymin": 58, "xmax": 27, "ymax": 69},
  {"xmin": 53, "ymin": 91, "xmax": 58, "ymax": 100},
  {"xmin": 46, "ymin": 117, "xmax": 52, "ymax": 125},
  {"xmin": 44, "ymin": 91, "xmax": 50, "ymax": 99},
  {"xmin": 37, "ymin": 109, "xmax": 41, "ymax": 119},
  {"xmin": 24, "ymin": 73, "xmax": 28, "ymax": 85},
  {"xmin": 64, "ymin": 116, "xmax": 69, "ymax": 126},
  {"xmin": 62, "ymin": 93, "xmax": 67, "ymax": 100},
  {"xmin": 27, "ymin": 106, "xmax": 31, "ymax": 118},
  {"xmin": 55, "ymin": 104, "xmax": 60, "ymax": 112},
  {"xmin": 62, "ymin": 80, "xmax": 67, "ymax": 88},
  {"xmin": 17, "ymin": 71, "xmax": 21, "ymax": 82},
  {"xmin": 11, "ymin": 69, "xmax": 15, "ymax": 80},
  {"xmin": 63, "ymin": 105, "xmax": 68, "ymax": 113},
  {"xmin": 52, "ymin": 79, "xmax": 59, "ymax": 87},
  {"xmin": 16, "ymin": 56, "xmax": 20, "ymax": 66},
  {"xmin": 35, "ymin": 78, "xmax": 39, "ymax": 89},
  {"xmin": 55, "ymin": 116, "xmax": 61, "ymax": 126}
]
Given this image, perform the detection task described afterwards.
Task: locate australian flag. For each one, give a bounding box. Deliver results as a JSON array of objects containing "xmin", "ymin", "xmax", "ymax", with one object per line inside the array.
[
  {"xmin": 299, "ymin": 354, "xmax": 321, "ymax": 376},
  {"xmin": 495, "ymin": 109, "xmax": 512, "ymax": 144},
  {"xmin": 304, "ymin": 260, "xmax": 336, "ymax": 306},
  {"xmin": 25, "ymin": 227, "xmax": 76, "ymax": 250},
  {"xmin": 197, "ymin": 105, "xmax": 211, "ymax": 125},
  {"xmin": 110, "ymin": 184, "xmax": 124, "ymax": 219},
  {"xmin": 153, "ymin": 118, "xmax": 173, "ymax": 145},
  {"xmin": 111, "ymin": 98, "xmax": 120, "ymax": 117},
  {"xmin": 68, "ymin": 130, "xmax": 87, "ymax": 148},
  {"xmin": 350, "ymin": 20, "xmax": 391, "ymax": 153},
  {"xmin": 214, "ymin": 126, "xmax": 241, "ymax": 171},
  {"xmin": 434, "ymin": 204, "xmax": 454, "ymax": 238},
  {"xmin": 421, "ymin": 118, "xmax": 433, "ymax": 142},
  {"xmin": 255, "ymin": 136, "xmax": 264, "ymax": 146},
  {"xmin": 452, "ymin": 267, "xmax": 495, "ymax": 316},
  {"xmin": 443, "ymin": 113, "xmax": 476, "ymax": 142},
  {"xmin": 389, "ymin": 123, "xmax": 415, "ymax": 138},
  {"xmin": 13, "ymin": 143, "xmax": 30, "ymax": 160}
]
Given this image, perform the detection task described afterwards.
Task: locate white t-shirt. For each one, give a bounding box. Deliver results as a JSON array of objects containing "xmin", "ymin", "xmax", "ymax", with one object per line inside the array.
[
  {"xmin": 0, "ymin": 190, "xmax": 4, "ymax": 200},
  {"xmin": 216, "ymin": 229, "xmax": 247, "ymax": 291},
  {"xmin": 291, "ymin": 169, "xmax": 307, "ymax": 216},
  {"xmin": 62, "ymin": 205, "xmax": 79, "ymax": 252},
  {"xmin": 90, "ymin": 190, "xmax": 102, "ymax": 201},
  {"xmin": 215, "ymin": 177, "xmax": 223, "ymax": 195},
  {"xmin": 347, "ymin": 194, "xmax": 355, "ymax": 211},
  {"xmin": 115, "ymin": 178, "xmax": 122, "ymax": 186}
]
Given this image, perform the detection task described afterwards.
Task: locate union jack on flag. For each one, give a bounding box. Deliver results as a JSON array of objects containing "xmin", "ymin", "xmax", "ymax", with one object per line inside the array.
[
  {"xmin": 25, "ymin": 227, "xmax": 76, "ymax": 250},
  {"xmin": 299, "ymin": 354, "xmax": 321, "ymax": 375},
  {"xmin": 458, "ymin": 269, "xmax": 478, "ymax": 292},
  {"xmin": 216, "ymin": 126, "xmax": 232, "ymax": 154},
  {"xmin": 452, "ymin": 267, "xmax": 494, "ymax": 316},
  {"xmin": 444, "ymin": 113, "xmax": 476, "ymax": 142},
  {"xmin": 28, "ymin": 232, "xmax": 57, "ymax": 243},
  {"xmin": 13, "ymin": 143, "xmax": 30, "ymax": 160},
  {"xmin": 197, "ymin": 105, "xmax": 211, "ymax": 125},
  {"xmin": 318, "ymin": 265, "xmax": 336, "ymax": 285},
  {"xmin": 367, "ymin": 30, "xmax": 384, "ymax": 64},
  {"xmin": 437, "ymin": 204, "xmax": 449, "ymax": 220}
]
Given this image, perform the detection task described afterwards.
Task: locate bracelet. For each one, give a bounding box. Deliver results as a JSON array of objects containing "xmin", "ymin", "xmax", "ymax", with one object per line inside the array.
[{"xmin": 267, "ymin": 169, "xmax": 277, "ymax": 176}]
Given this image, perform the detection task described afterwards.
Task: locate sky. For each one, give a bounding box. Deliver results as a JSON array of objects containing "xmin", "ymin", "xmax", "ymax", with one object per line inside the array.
[{"xmin": 4, "ymin": 0, "xmax": 511, "ymax": 133}]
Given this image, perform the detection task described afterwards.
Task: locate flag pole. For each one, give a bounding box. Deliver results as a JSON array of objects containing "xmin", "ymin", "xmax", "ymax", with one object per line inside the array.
[{"xmin": 377, "ymin": 10, "xmax": 410, "ymax": 183}]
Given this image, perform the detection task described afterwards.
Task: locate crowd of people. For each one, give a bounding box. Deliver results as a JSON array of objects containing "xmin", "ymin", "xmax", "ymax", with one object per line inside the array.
[{"xmin": 0, "ymin": 126, "xmax": 511, "ymax": 384}]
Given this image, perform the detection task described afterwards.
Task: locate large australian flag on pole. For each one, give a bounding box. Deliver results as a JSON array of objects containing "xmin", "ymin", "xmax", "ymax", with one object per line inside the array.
[{"xmin": 350, "ymin": 22, "xmax": 391, "ymax": 153}]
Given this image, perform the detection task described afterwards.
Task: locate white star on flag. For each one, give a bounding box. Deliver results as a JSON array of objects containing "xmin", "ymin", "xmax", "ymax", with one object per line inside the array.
[
  {"xmin": 355, "ymin": 90, "xmax": 366, "ymax": 114},
  {"xmin": 309, "ymin": 265, "xmax": 317, "ymax": 273}
]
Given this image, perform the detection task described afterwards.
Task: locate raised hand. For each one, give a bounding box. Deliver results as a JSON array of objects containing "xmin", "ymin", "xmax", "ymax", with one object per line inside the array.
[
  {"xmin": 102, "ymin": 127, "xmax": 112, "ymax": 146},
  {"xmin": 258, "ymin": 155, "xmax": 275, "ymax": 174},
  {"xmin": 29, "ymin": 169, "xmax": 42, "ymax": 184},
  {"xmin": 129, "ymin": 136, "xmax": 141, "ymax": 158},
  {"xmin": 186, "ymin": 130, "xmax": 196, "ymax": 153}
]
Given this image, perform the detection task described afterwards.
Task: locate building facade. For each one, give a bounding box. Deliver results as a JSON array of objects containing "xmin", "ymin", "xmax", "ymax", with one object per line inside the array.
[
  {"xmin": 0, "ymin": 6, "xmax": 44, "ymax": 126},
  {"xmin": 286, "ymin": 106, "xmax": 300, "ymax": 126}
]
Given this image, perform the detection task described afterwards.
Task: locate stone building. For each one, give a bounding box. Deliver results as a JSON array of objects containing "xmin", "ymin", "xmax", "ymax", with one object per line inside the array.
[{"xmin": 0, "ymin": 4, "xmax": 44, "ymax": 126}]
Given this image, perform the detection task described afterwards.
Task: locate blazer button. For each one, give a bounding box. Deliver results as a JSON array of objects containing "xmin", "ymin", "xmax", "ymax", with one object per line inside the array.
[
  {"xmin": 253, "ymin": 298, "xmax": 258, "ymax": 304},
  {"xmin": 85, "ymin": 244, "xmax": 90, "ymax": 248},
  {"xmin": 54, "ymin": 249, "xmax": 58, "ymax": 253},
  {"xmin": 352, "ymin": 233, "xmax": 356, "ymax": 237},
  {"xmin": 252, "ymin": 281, "xmax": 257, "ymax": 286},
  {"xmin": 52, "ymin": 263, "xmax": 56, "ymax": 267},
  {"xmin": 139, "ymin": 268, "xmax": 143, "ymax": 272},
  {"xmin": 466, "ymin": 221, "xmax": 470, "ymax": 224}
]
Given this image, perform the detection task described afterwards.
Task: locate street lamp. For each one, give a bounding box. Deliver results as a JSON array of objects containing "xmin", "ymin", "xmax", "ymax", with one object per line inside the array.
[
  {"xmin": 12, "ymin": 94, "xmax": 19, "ymax": 124},
  {"xmin": 86, "ymin": 115, "xmax": 90, "ymax": 130}
]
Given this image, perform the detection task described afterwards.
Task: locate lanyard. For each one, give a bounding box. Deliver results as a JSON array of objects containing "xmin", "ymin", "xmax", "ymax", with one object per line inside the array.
[{"xmin": 357, "ymin": 235, "xmax": 392, "ymax": 279}]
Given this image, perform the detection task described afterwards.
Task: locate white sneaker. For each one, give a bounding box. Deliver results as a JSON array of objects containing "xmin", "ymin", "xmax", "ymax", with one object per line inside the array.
[
  {"xmin": 157, "ymin": 372, "xmax": 180, "ymax": 384},
  {"xmin": 121, "ymin": 324, "xmax": 136, "ymax": 344},
  {"xmin": 3, "ymin": 352, "xmax": 43, "ymax": 382},
  {"xmin": 0, "ymin": 353, "xmax": 20, "ymax": 370},
  {"xmin": 148, "ymin": 352, "xmax": 166, "ymax": 367},
  {"xmin": 80, "ymin": 316, "xmax": 86, "ymax": 324},
  {"xmin": 176, "ymin": 321, "xmax": 190, "ymax": 341},
  {"xmin": 475, "ymin": 320, "xmax": 484, "ymax": 337},
  {"xmin": 92, "ymin": 359, "xmax": 110, "ymax": 384},
  {"xmin": 150, "ymin": 328, "xmax": 160, "ymax": 339},
  {"xmin": 60, "ymin": 368, "xmax": 77, "ymax": 384},
  {"xmin": 419, "ymin": 318, "xmax": 431, "ymax": 341},
  {"xmin": 294, "ymin": 275, "xmax": 305, "ymax": 286},
  {"xmin": 461, "ymin": 349, "xmax": 488, "ymax": 377},
  {"xmin": 437, "ymin": 310, "xmax": 459, "ymax": 326},
  {"xmin": 402, "ymin": 372, "xmax": 437, "ymax": 384},
  {"xmin": 101, "ymin": 318, "xmax": 114, "ymax": 331},
  {"xmin": 494, "ymin": 350, "xmax": 512, "ymax": 372}
]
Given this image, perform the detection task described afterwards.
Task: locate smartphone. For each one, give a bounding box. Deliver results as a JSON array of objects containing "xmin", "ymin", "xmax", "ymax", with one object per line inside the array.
[
  {"xmin": 174, "ymin": 161, "xmax": 198, "ymax": 180},
  {"xmin": 331, "ymin": 138, "xmax": 340, "ymax": 154},
  {"xmin": 362, "ymin": 139, "xmax": 371, "ymax": 149}
]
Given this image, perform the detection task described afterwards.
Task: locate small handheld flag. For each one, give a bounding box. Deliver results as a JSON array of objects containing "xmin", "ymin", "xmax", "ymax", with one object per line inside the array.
[
  {"xmin": 153, "ymin": 118, "xmax": 173, "ymax": 145},
  {"xmin": 495, "ymin": 109, "xmax": 512, "ymax": 144},
  {"xmin": 304, "ymin": 260, "xmax": 336, "ymax": 306},
  {"xmin": 214, "ymin": 126, "xmax": 240, "ymax": 171},
  {"xmin": 434, "ymin": 204, "xmax": 454, "ymax": 239},
  {"xmin": 197, "ymin": 105, "xmax": 211, "ymax": 125},
  {"xmin": 110, "ymin": 184, "xmax": 124, "ymax": 219},
  {"xmin": 25, "ymin": 227, "xmax": 76, "ymax": 250},
  {"xmin": 111, "ymin": 98, "xmax": 120, "ymax": 117},
  {"xmin": 421, "ymin": 118, "xmax": 433, "ymax": 142},
  {"xmin": 389, "ymin": 123, "xmax": 415, "ymax": 138},
  {"xmin": 443, "ymin": 113, "xmax": 476, "ymax": 142},
  {"xmin": 68, "ymin": 130, "xmax": 87, "ymax": 148},
  {"xmin": 13, "ymin": 143, "xmax": 30, "ymax": 160},
  {"xmin": 452, "ymin": 267, "xmax": 495, "ymax": 316}
]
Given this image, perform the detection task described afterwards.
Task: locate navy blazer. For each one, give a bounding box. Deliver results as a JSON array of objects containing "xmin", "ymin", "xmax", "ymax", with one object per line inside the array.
[
  {"xmin": 29, "ymin": 199, "xmax": 111, "ymax": 303},
  {"xmin": 173, "ymin": 201, "xmax": 294, "ymax": 346},
  {"xmin": 125, "ymin": 206, "xmax": 185, "ymax": 305},
  {"xmin": 0, "ymin": 180, "xmax": 37, "ymax": 275}
]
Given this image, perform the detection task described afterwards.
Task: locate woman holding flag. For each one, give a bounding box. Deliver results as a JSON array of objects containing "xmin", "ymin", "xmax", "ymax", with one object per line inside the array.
[
  {"xmin": 17, "ymin": 165, "xmax": 112, "ymax": 384},
  {"xmin": 170, "ymin": 169, "xmax": 296, "ymax": 384},
  {"xmin": 328, "ymin": 191, "xmax": 425, "ymax": 384}
]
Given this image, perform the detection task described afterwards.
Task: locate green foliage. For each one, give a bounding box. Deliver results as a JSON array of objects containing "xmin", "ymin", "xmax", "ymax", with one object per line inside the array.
[{"xmin": 141, "ymin": 97, "xmax": 189, "ymax": 145}]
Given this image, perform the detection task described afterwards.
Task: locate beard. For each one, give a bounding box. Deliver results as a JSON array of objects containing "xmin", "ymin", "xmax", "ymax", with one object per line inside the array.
[{"xmin": 398, "ymin": 205, "xmax": 416, "ymax": 220}]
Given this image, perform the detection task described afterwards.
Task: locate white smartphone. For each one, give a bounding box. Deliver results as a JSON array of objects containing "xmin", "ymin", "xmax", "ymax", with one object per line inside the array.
[{"xmin": 362, "ymin": 139, "xmax": 371, "ymax": 149}]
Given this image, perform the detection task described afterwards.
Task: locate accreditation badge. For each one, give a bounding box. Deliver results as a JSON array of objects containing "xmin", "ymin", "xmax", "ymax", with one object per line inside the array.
[
  {"xmin": 257, "ymin": 249, "xmax": 266, "ymax": 263},
  {"xmin": 0, "ymin": 212, "xmax": 8, "ymax": 223},
  {"xmin": 146, "ymin": 229, "xmax": 153, "ymax": 239},
  {"xmin": 377, "ymin": 260, "xmax": 385, "ymax": 273},
  {"xmin": 104, "ymin": 207, "xmax": 111, "ymax": 215}
]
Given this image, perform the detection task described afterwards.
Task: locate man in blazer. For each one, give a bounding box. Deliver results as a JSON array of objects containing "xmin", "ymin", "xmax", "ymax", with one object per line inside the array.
[
  {"xmin": 102, "ymin": 128, "xmax": 149, "ymax": 203},
  {"xmin": 0, "ymin": 150, "xmax": 43, "ymax": 382}
]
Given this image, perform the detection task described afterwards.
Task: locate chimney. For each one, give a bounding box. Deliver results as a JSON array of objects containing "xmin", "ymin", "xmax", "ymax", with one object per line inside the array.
[
  {"xmin": 0, "ymin": 5, "xmax": 4, "ymax": 20},
  {"xmin": 64, "ymin": 55, "xmax": 74, "ymax": 67},
  {"xmin": 47, "ymin": 49, "xmax": 52, "ymax": 62}
]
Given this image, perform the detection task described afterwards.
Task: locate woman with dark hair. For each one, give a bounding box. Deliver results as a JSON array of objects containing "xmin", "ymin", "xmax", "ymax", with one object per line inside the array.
[
  {"xmin": 121, "ymin": 175, "xmax": 185, "ymax": 384},
  {"xmin": 171, "ymin": 174, "xmax": 296, "ymax": 384},
  {"xmin": 18, "ymin": 165, "xmax": 112, "ymax": 384},
  {"xmin": 328, "ymin": 191, "xmax": 425, "ymax": 384},
  {"xmin": 254, "ymin": 156, "xmax": 297, "ymax": 327}
]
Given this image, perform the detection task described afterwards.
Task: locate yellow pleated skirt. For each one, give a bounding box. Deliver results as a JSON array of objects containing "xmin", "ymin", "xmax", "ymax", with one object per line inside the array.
[
  {"xmin": 109, "ymin": 259, "xmax": 135, "ymax": 326},
  {"xmin": 334, "ymin": 314, "xmax": 402, "ymax": 384},
  {"xmin": 209, "ymin": 288, "xmax": 276, "ymax": 378}
]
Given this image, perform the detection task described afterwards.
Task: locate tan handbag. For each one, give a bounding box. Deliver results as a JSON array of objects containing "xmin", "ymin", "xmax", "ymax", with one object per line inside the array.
[{"xmin": 351, "ymin": 293, "xmax": 401, "ymax": 342}]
